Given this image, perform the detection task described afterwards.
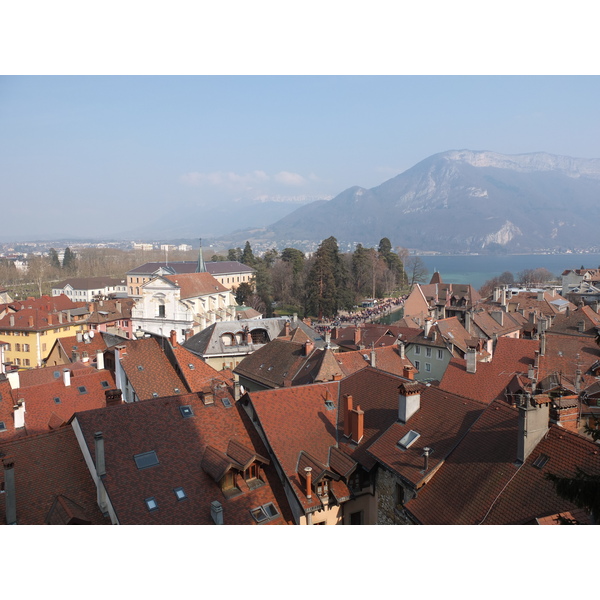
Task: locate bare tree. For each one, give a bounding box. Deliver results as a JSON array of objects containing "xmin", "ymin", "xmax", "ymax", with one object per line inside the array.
[{"xmin": 404, "ymin": 256, "xmax": 429, "ymax": 288}]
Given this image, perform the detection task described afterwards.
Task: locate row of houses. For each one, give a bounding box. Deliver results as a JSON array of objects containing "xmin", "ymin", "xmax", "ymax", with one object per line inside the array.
[{"xmin": 1, "ymin": 266, "xmax": 600, "ymax": 525}]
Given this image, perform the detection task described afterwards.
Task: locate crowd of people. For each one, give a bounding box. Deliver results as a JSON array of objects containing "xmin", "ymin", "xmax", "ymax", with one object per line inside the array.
[{"xmin": 313, "ymin": 296, "xmax": 407, "ymax": 333}]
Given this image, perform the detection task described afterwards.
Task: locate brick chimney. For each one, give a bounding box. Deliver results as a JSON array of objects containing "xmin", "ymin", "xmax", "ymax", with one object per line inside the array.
[
  {"xmin": 28, "ymin": 315, "xmax": 34, "ymax": 327},
  {"xmin": 517, "ymin": 394, "xmax": 550, "ymax": 463},
  {"xmin": 3, "ymin": 459, "xmax": 16, "ymax": 525},
  {"xmin": 403, "ymin": 365, "xmax": 415, "ymax": 380},
  {"xmin": 169, "ymin": 330, "xmax": 177, "ymax": 347},
  {"xmin": 284, "ymin": 321, "xmax": 290, "ymax": 337},
  {"xmin": 350, "ymin": 405, "xmax": 364, "ymax": 443},
  {"xmin": 398, "ymin": 381, "xmax": 423, "ymax": 423},
  {"xmin": 304, "ymin": 466, "xmax": 312, "ymax": 499},
  {"xmin": 343, "ymin": 394, "xmax": 353, "ymax": 437},
  {"xmin": 550, "ymin": 396, "xmax": 579, "ymax": 433},
  {"xmin": 105, "ymin": 389, "xmax": 122, "ymax": 406},
  {"xmin": 304, "ymin": 340, "xmax": 314, "ymax": 356},
  {"xmin": 353, "ymin": 328, "xmax": 361, "ymax": 345},
  {"xmin": 211, "ymin": 500, "xmax": 224, "ymax": 525}
]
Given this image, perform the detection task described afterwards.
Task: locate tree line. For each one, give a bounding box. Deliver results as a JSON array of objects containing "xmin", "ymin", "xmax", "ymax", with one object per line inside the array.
[
  {"xmin": 228, "ymin": 237, "xmax": 427, "ymax": 319},
  {"xmin": 478, "ymin": 267, "xmax": 556, "ymax": 297},
  {"xmin": 1, "ymin": 239, "xmax": 428, "ymax": 318}
]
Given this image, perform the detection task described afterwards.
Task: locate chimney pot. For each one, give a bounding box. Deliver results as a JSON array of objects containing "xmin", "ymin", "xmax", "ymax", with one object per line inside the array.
[
  {"xmin": 169, "ymin": 330, "xmax": 177, "ymax": 347},
  {"xmin": 304, "ymin": 467, "xmax": 312, "ymax": 499},
  {"xmin": 403, "ymin": 365, "xmax": 415, "ymax": 380},
  {"xmin": 343, "ymin": 394, "xmax": 353, "ymax": 437}
]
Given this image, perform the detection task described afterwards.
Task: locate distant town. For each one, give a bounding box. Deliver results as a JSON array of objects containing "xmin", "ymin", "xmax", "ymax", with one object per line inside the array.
[{"xmin": 1, "ymin": 235, "xmax": 599, "ymax": 525}]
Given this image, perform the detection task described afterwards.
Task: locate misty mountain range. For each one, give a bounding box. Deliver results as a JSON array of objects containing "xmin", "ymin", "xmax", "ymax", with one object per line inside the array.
[{"xmin": 253, "ymin": 150, "xmax": 600, "ymax": 252}]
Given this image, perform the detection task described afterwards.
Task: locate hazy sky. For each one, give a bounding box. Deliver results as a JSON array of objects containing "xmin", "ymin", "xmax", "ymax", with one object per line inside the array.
[{"xmin": 2, "ymin": 75, "xmax": 600, "ymax": 241}]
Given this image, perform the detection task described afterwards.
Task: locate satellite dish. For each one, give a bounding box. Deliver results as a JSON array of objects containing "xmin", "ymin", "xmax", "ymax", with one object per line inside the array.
[
  {"xmin": 83, "ymin": 333, "xmax": 89, "ymax": 342},
  {"xmin": 88, "ymin": 330, "xmax": 95, "ymax": 339}
]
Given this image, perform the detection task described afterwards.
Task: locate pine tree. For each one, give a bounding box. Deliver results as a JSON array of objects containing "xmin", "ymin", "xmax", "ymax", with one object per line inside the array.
[
  {"xmin": 62, "ymin": 247, "xmax": 77, "ymax": 273},
  {"xmin": 241, "ymin": 241, "xmax": 256, "ymax": 267},
  {"xmin": 305, "ymin": 237, "xmax": 351, "ymax": 318},
  {"xmin": 48, "ymin": 248, "xmax": 61, "ymax": 270}
]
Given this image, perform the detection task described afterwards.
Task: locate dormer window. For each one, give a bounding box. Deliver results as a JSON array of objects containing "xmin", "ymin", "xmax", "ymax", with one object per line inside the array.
[
  {"xmin": 244, "ymin": 463, "xmax": 265, "ymax": 490},
  {"xmin": 316, "ymin": 479, "xmax": 329, "ymax": 497}
]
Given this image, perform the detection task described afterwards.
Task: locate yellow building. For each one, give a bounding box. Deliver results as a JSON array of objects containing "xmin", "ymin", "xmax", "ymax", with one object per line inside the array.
[{"xmin": 0, "ymin": 299, "xmax": 88, "ymax": 369}]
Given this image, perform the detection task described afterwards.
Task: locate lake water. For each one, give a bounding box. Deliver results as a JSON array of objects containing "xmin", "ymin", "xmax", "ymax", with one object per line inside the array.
[{"xmin": 415, "ymin": 254, "xmax": 600, "ymax": 290}]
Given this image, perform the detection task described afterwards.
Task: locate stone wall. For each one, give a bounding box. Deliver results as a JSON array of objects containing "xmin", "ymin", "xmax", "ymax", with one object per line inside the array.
[{"xmin": 375, "ymin": 467, "xmax": 416, "ymax": 525}]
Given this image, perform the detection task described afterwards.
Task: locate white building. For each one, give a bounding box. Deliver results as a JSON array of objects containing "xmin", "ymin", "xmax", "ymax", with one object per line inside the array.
[
  {"xmin": 52, "ymin": 277, "xmax": 128, "ymax": 301},
  {"xmin": 131, "ymin": 272, "xmax": 238, "ymax": 344}
]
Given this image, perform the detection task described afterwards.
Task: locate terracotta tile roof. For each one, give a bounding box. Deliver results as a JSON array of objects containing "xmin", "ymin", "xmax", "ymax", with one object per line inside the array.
[
  {"xmin": 335, "ymin": 345, "xmax": 414, "ymax": 378},
  {"xmin": 406, "ymin": 401, "xmax": 600, "ymax": 524},
  {"xmin": 439, "ymin": 337, "xmax": 540, "ymax": 404},
  {"xmin": 546, "ymin": 305, "xmax": 600, "ymax": 337},
  {"xmin": 0, "ymin": 378, "xmax": 22, "ymax": 441},
  {"xmin": 85, "ymin": 298, "xmax": 134, "ymax": 324},
  {"xmin": 163, "ymin": 272, "xmax": 229, "ymax": 298},
  {"xmin": 171, "ymin": 343, "xmax": 232, "ymax": 392},
  {"xmin": 248, "ymin": 381, "xmax": 341, "ymax": 513},
  {"xmin": 338, "ymin": 369, "xmax": 415, "ymax": 470},
  {"xmin": 367, "ymin": 387, "xmax": 485, "ymax": 487},
  {"xmin": 119, "ymin": 337, "xmax": 187, "ymax": 401},
  {"xmin": 507, "ymin": 291, "xmax": 576, "ymax": 318},
  {"xmin": 538, "ymin": 332, "xmax": 600, "ymax": 391},
  {"xmin": 332, "ymin": 324, "xmax": 417, "ymax": 351},
  {"xmin": 11, "ymin": 369, "xmax": 115, "ymax": 437},
  {"xmin": 0, "ymin": 427, "xmax": 109, "ymax": 525},
  {"xmin": 434, "ymin": 317, "xmax": 478, "ymax": 353},
  {"xmin": 471, "ymin": 310, "xmax": 522, "ymax": 339},
  {"xmin": 74, "ymin": 392, "xmax": 291, "ymax": 524},
  {"xmin": 234, "ymin": 339, "xmax": 314, "ymax": 388}
]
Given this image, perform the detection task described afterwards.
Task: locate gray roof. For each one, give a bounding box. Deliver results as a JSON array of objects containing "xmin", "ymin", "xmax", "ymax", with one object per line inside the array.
[
  {"xmin": 183, "ymin": 318, "xmax": 289, "ymax": 357},
  {"xmin": 127, "ymin": 261, "xmax": 255, "ymax": 277},
  {"xmin": 53, "ymin": 276, "xmax": 126, "ymax": 290}
]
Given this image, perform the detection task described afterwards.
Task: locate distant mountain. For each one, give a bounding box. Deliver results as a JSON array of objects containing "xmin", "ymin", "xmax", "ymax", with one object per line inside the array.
[
  {"xmin": 264, "ymin": 150, "xmax": 600, "ymax": 252},
  {"xmin": 117, "ymin": 197, "xmax": 316, "ymax": 242}
]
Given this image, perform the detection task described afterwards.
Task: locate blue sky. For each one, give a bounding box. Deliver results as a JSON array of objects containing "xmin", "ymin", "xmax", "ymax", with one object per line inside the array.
[{"xmin": 2, "ymin": 75, "xmax": 600, "ymax": 241}]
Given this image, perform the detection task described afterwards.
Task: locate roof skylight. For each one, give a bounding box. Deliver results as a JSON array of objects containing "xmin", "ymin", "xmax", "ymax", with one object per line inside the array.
[
  {"xmin": 532, "ymin": 453, "xmax": 550, "ymax": 469},
  {"xmin": 397, "ymin": 430, "xmax": 421, "ymax": 450},
  {"xmin": 78, "ymin": 386, "xmax": 87, "ymax": 394},
  {"xmin": 179, "ymin": 405, "xmax": 194, "ymax": 418},
  {"xmin": 134, "ymin": 451, "xmax": 159, "ymax": 470},
  {"xmin": 173, "ymin": 487, "xmax": 187, "ymax": 501},
  {"xmin": 101, "ymin": 381, "xmax": 110, "ymax": 388},
  {"xmin": 250, "ymin": 502, "xmax": 279, "ymax": 523},
  {"xmin": 221, "ymin": 397, "xmax": 232, "ymax": 408},
  {"xmin": 145, "ymin": 497, "xmax": 159, "ymax": 511},
  {"xmin": 54, "ymin": 397, "xmax": 61, "ymax": 404}
]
